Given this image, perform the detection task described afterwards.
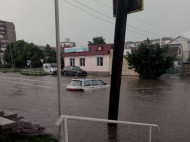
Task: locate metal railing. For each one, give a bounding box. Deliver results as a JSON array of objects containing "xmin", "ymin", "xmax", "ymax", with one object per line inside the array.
[
  {"xmin": 21, "ymin": 69, "xmax": 45, "ymax": 75},
  {"xmin": 0, "ymin": 76, "xmax": 67, "ymax": 89},
  {"xmin": 55, "ymin": 115, "xmax": 159, "ymax": 142}
]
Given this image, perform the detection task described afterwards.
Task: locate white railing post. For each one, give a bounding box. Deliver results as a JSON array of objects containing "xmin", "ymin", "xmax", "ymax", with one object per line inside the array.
[
  {"xmin": 64, "ymin": 118, "xmax": 69, "ymax": 142},
  {"xmin": 148, "ymin": 126, "xmax": 152, "ymax": 142},
  {"xmin": 55, "ymin": 115, "xmax": 159, "ymax": 142}
]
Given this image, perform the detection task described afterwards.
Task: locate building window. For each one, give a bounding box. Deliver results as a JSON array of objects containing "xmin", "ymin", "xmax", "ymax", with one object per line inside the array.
[
  {"xmin": 70, "ymin": 58, "xmax": 75, "ymax": 66},
  {"xmin": 79, "ymin": 57, "xmax": 85, "ymax": 66},
  {"xmin": 179, "ymin": 48, "xmax": 181, "ymax": 54},
  {"xmin": 97, "ymin": 56, "xmax": 103, "ymax": 66}
]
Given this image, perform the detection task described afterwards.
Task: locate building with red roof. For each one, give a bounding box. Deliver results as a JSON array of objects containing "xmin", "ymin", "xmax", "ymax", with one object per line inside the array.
[
  {"xmin": 62, "ymin": 44, "xmax": 138, "ymax": 76},
  {"xmin": 62, "ymin": 44, "xmax": 113, "ymax": 75}
]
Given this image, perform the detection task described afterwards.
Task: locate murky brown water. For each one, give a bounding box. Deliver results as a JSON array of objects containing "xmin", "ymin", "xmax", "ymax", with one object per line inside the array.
[{"xmin": 0, "ymin": 73, "xmax": 190, "ymax": 142}]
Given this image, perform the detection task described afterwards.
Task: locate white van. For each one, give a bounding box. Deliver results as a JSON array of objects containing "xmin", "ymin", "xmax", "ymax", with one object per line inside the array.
[{"xmin": 43, "ymin": 63, "xmax": 57, "ymax": 75}]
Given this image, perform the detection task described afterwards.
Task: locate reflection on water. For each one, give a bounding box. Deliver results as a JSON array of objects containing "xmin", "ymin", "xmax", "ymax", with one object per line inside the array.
[{"xmin": 0, "ymin": 73, "xmax": 190, "ymax": 142}]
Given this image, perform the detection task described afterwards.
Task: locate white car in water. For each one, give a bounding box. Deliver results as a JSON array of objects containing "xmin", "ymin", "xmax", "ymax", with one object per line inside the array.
[{"xmin": 66, "ymin": 79, "xmax": 110, "ymax": 91}]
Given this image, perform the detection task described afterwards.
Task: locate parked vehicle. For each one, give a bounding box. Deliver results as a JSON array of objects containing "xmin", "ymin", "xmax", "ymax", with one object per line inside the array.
[
  {"xmin": 63, "ymin": 66, "xmax": 87, "ymax": 77},
  {"xmin": 66, "ymin": 78, "xmax": 110, "ymax": 91},
  {"xmin": 43, "ymin": 63, "xmax": 57, "ymax": 75}
]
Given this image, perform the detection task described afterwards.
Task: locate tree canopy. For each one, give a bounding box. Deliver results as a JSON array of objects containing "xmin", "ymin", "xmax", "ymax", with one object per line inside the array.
[
  {"xmin": 88, "ymin": 36, "xmax": 106, "ymax": 46},
  {"xmin": 43, "ymin": 44, "xmax": 56, "ymax": 63},
  {"xmin": 126, "ymin": 39, "xmax": 174, "ymax": 79},
  {"xmin": 3, "ymin": 40, "xmax": 56, "ymax": 68}
]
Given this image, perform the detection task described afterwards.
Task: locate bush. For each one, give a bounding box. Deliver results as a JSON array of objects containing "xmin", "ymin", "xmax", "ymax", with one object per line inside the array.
[
  {"xmin": 126, "ymin": 39, "xmax": 174, "ymax": 79},
  {"xmin": 0, "ymin": 64, "xmax": 12, "ymax": 68}
]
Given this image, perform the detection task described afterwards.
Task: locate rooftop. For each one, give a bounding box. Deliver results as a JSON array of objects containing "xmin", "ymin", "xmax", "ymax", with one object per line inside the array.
[{"xmin": 62, "ymin": 44, "xmax": 113, "ymax": 57}]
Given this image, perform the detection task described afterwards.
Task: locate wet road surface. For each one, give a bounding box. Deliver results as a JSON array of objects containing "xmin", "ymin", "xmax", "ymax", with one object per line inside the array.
[{"xmin": 0, "ymin": 72, "xmax": 190, "ymax": 142}]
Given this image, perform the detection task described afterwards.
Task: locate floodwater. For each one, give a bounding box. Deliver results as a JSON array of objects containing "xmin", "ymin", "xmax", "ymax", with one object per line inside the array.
[{"xmin": 0, "ymin": 72, "xmax": 190, "ymax": 142}]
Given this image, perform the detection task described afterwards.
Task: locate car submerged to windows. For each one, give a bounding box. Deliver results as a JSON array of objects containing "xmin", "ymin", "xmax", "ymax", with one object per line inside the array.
[{"xmin": 66, "ymin": 79, "xmax": 110, "ymax": 91}]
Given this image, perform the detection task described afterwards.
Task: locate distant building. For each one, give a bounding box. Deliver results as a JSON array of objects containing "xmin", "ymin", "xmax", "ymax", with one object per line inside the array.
[
  {"xmin": 62, "ymin": 44, "xmax": 137, "ymax": 76},
  {"xmin": 169, "ymin": 36, "xmax": 190, "ymax": 63},
  {"xmin": 125, "ymin": 37, "xmax": 173, "ymax": 49},
  {"xmin": 38, "ymin": 45, "xmax": 56, "ymax": 51},
  {"xmin": 0, "ymin": 20, "xmax": 16, "ymax": 63},
  {"xmin": 60, "ymin": 38, "xmax": 76, "ymax": 54},
  {"xmin": 0, "ymin": 20, "xmax": 16, "ymax": 51},
  {"xmin": 164, "ymin": 44, "xmax": 183, "ymax": 71}
]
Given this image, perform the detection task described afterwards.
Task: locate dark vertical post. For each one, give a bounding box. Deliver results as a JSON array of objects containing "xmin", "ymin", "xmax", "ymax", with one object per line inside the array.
[{"xmin": 108, "ymin": 0, "xmax": 128, "ymax": 124}]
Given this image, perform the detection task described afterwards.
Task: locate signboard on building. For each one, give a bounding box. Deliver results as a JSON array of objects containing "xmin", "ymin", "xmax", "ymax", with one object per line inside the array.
[
  {"xmin": 64, "ymin": 46, "xmax": 89, "ymax": 53},
  {"xmin": 113, "ymin": 0, "xmax": 144, "ymax": 17}
]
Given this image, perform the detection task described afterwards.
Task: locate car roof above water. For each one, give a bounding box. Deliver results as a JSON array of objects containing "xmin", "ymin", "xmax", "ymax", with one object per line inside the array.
[{"xmin": 71, "ymin": 78, "xmax": 100, "ymax": 81}]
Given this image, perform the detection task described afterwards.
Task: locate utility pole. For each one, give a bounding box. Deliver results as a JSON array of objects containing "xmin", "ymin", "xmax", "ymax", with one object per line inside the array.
[
  {"xmin": 9, "ymin": 43, "xmax": 13, "ymax": 69},
  {"xmin": 54, "ymin": 0, "xmax": 63, "ymax": 141},
  {"xmin": 108, "ymin": 0, "xmax": 144, "ymax": 126},
  {"xmin": 108, "ymin": 0, "xmax": 128, "ymax": 125}
]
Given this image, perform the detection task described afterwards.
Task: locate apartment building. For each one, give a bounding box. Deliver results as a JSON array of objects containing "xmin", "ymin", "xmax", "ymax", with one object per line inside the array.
[{"xmin": 0, "ymin": 20, "xmax": 16, "ymax": 63}]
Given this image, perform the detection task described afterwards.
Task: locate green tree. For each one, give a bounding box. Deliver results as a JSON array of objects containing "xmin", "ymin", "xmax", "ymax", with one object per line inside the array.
[
  {"xmin": 88, "ymin": 36, "xmax": 106, "ymax": 46},
  {"xmin": 3, "ymin": 40, "xmax": 44, "ymax": 68},
  {"xmin": 43, "ymin": 44, "xmax": 56, "ymax": 63},
  {"xmin": 126, "ymin": 39, "xmax": 174, "ymax": 79}
]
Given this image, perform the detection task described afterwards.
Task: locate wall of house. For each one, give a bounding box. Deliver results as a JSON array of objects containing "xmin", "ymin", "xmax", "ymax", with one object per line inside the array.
[
  {"xmin": 170, "ymin": 37, "xmax": 190, "ymax": 63},
  {"xmin": 64, "ymin": 49, "xmax": 138, "ymax": 76},
  {"xmin": 182, "ymin": 63, "xmax": 190, "ymax": 77},
  {"xmin": 109, "ymin": 49, "xmax": 138, "ymax": 76},
  {"xmin": 64, "ymin": 55, "xmax": 110, "ymax": 75},
  {"xmin": 122, "ymin": 58, "xmax": 138, "ymax": 76}
]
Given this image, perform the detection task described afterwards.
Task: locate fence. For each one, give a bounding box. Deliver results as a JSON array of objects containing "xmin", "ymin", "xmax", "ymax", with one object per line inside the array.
[
  {"xmin": 56, "ymin": 115, "xmax": 159, "ymax": 142},
  {"xmin": 21, "ymin": 69, "xmax": 45, "ymax": 75}
]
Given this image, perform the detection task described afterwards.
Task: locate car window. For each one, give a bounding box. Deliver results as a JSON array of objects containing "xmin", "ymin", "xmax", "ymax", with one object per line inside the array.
[
  {"xmin": 73, "ymin": 66, "xmax": 81, "ymax": 70},
  {"xmin": 69, "ymin": 80, "xmax": 82, "ymax": 86},
  {"xmin": 91, "ymin": 80, "xmax": 98, "ymax": 86},
  {"xmin": 98, "ymin": 80, "xmax": 105, "ymax": 85},
  {"xmin": 50, "ymin": 64, "xmax": 57, "ymax": 68},
  {"xmin": 84, "ymin": 80, "xmax": 91, "ymax": 86},
  {"xmin": 66, "ymin": 67, "xmax": 71, "ymax": 70}
]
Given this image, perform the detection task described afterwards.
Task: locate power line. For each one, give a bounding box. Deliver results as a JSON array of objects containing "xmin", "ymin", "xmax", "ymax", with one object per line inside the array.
[
  {"xmin": 70, "ymin": 0, "xmax": 163, "ymax": 37},
  {"xmin": 90, "ymin": 0, "xmax": 179, "ymax": 36},
  {"xmin": 63, "ymin": 0, "xmax": 114, "ymax": 25},
  {"xmin": 129, "ymin": 16, "xmax": 179, "ymax": 35},
  {"xmin": 62, "ymin": 0, "xmax": 158, "ymax": 39},
  {"xmin": 93, "ymin": 0, "xmax": 112, "ymax": 9},
  {"xmin": 71, "ymin": 0, "xmax": 113, "ymax": 21},
  {"xmin": 127, "ymin": 28, "xmax": 157, "ymax": 39}
]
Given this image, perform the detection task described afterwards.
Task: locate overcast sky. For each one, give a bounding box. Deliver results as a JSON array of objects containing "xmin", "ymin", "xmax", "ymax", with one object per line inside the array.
[{"xmin": 0, "ymin": 0, "xmax": 190, "ymax": 47}]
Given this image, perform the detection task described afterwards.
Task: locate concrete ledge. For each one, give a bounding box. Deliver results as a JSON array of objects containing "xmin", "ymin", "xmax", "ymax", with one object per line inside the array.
[
  {"xmin": 0, "ymin": 111, "xmax": 4, "ymax": 117},
  {"xmin": 4, "ymin": 111, "xmax": 17, "ymax": 119},
  {"xmin": 0, "ymin": 117, "xmax": 16, "ymax": 130}
]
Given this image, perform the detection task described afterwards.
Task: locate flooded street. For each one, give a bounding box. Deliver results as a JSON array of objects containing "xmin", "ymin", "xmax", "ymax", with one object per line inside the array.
[{"xmin": 0, "ymin": 72, "xmax": 190, "ymax": 142}]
